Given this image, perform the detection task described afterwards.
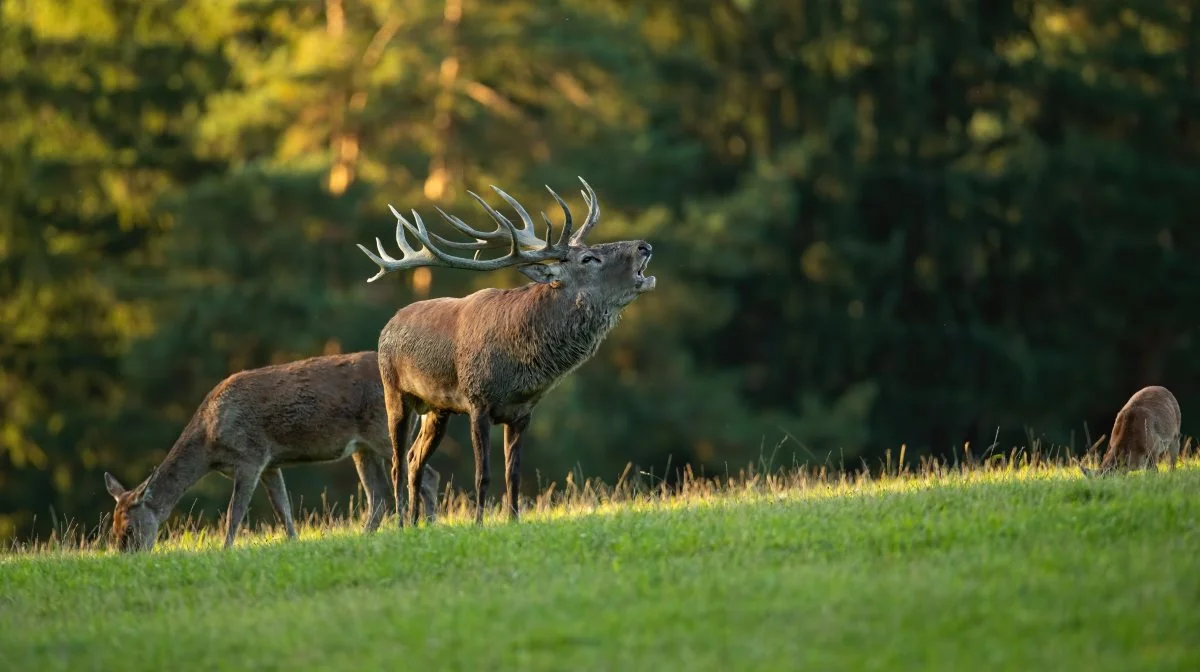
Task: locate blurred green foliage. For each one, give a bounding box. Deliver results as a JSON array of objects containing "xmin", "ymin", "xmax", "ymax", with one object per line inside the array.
[{"xmin": 2, "ymin": 0, "xmax": 1197, "ymax": 541}]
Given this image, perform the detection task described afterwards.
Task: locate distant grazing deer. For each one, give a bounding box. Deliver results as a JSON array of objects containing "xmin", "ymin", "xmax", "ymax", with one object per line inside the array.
[
  {"xmin": 1081, "ymin": 385, "xmax": 1181, "ymax": 477},
  {"xmin": 357, "ymin": 177, "xmax": 656, "ymax": 526},
  {"xmin": 103, "ymin": 351, "xmax": 440, "ymax": 552}
]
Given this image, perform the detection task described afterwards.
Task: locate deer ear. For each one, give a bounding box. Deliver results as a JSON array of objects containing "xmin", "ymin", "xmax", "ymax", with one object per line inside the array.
[
  {"xmin": 104, "ymin": 472, "xmax": 127, "ymax": 500},
  {"xmin": 518, "ymin": 262, "xmax": 563, "ymax": 284}
]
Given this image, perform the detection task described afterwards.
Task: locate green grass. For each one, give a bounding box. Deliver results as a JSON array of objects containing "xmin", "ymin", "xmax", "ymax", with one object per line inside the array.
[{"xmin": 3, "ymin": 455, "xmax": 1200, "ymax": 671}]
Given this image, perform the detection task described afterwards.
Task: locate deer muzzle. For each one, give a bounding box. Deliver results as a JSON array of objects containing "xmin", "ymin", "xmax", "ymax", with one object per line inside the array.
[{"xmin": 634, "ymin": 243, "xmax": 656, "ymax": 291}]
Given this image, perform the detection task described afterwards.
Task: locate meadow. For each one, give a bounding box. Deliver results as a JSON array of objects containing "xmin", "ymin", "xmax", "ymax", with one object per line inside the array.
[{"xmin": 2, "ymin": 451, "xmax": 1199, "ymax": 671}]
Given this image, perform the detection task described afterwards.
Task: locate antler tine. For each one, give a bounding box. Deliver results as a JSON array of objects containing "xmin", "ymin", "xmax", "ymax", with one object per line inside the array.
[
  {"xmin": 569, "ymin": 176, "xmax": 600, "ymax": 246},
  {"xmin": 462, "ymin": 189, "xmax": 548, "ymax": 251},
  {"xmin": 358, "ymin": 206, "xmax": 422, "ymax": 280},
  {"xmin": 538, "ymin": 213, "xmax": 556, "ymax": 252},
  {"xmin": 387, "ymin": 204, "xmax": 420, "ymax": 255},
  {"xmin": 428, "ymin": 231, "xmax": 490, "ymax": 251},
  {"xmin": 433, "ymin": 205, "xmax": 535, "ymax": 253},
  {"xmin": 355, "ymin": 242, "xmax": 390, "ymax": 282},
  {"xmin": 544, "ymin": 185, "xmax": 574, "ymax": 248},
  {"xmin": 466, "ymin": 190, "xmax": 521, "ymax": 238},
  {"xmin": 539, "ymin": 212, "xmax": 554, "ymax": 250},
  {"xmin": 434, "ymin": 205, "xmax": 501, "ymax": 243},
  {"xmin": 356, "ymin": 205, "xmax": 440, "ymax": 282},
  {"xmin": 355, "ymin": 211, "xmax": 412, "ymax": 282},
  {"xmin": 490, "ymin": 186, "xmax": 549, "ymax": 249}
]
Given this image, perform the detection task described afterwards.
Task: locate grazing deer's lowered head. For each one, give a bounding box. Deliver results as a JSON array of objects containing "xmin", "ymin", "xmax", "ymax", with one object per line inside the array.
[
  {"xmin": 357, "ymin": 177, "xmax": 655, "ymax": 526},
  {"xmin": 1081, "ymin": 385, "xmax": 1182, "ymax": 478},
  {"xmin": 104, "ymin": 470, "xmax": 161, "ymax": 552}
]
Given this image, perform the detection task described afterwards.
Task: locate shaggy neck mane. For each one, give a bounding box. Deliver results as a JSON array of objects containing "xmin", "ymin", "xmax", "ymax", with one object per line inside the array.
[{"xmin": 496, "ymin": 281, "xmax": 623, "ymax": 381}]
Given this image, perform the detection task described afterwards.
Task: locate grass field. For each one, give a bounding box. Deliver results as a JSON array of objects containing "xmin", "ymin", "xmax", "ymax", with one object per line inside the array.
[{"xmin": 3, "ymin": 453, "xmax": 1199, "ymax": 671}]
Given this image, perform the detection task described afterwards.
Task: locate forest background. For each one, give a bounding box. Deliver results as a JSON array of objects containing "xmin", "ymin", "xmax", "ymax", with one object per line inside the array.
[{"xmin": 3, "ymin": 0, "xmax": 1197, "ymax": 541}]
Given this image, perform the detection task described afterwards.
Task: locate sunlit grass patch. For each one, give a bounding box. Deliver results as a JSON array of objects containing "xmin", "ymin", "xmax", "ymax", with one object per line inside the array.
[
  {"xmin": 6, "ymin": 444, "xmax": 1197, "ymax": 557},
  {"xmin": 2, "ymin": 448, "xmax": 1199, "ymax": 669}
]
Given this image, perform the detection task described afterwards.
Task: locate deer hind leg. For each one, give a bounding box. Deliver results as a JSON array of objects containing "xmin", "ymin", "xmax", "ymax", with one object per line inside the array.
[
  {"xmin": 261, "ymin": 467, "xmax": 297, "ymax": 539},
  {"xmin": 382, "ymin": 388, "xmax": 411, "ymax": 528},
  {"xmin": 502, "ymin": 415, "xmax": 531, "ymax": 522},
  {"xmin": 408, "ymin": 411, "xmax": 449, "ymax": 527},
  {"xmin": 1169, "ymin": 433, "xmax": 1181, "ymax": 471},
  {"xmin": 353, "ymin": 449, "xmax": 391, "ymax": 534},
  {"xmin": 467, "ymin": 409, "xmax": 493, "ymax": 527},
  {"xmin": 225, "ymin": 464, "xmax": 265, "ymax": 549}
]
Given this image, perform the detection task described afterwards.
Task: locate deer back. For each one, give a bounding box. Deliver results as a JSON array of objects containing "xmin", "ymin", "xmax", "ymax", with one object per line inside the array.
[{"xmin": 198, "ymin": 351, "xmax": 390, "ymax": 462}]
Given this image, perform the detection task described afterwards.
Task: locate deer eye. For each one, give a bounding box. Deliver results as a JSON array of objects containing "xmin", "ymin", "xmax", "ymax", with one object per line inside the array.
[{"xmin": 580, "ymin": 255, "xmax": 601, "ymax": 265}]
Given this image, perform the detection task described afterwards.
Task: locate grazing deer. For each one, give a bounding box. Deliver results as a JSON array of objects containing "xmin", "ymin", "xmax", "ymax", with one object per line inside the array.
[
  {"xmin": 1081, "ymin": 385, "xmax": 1181, "ymax": 477},
  {"xmin": 103, "ymin": 351, "xmax": 440, "ymax": 552},
  {"xmin": 357, "ymin": 177, "xmax": 655, "ymax": 526}
]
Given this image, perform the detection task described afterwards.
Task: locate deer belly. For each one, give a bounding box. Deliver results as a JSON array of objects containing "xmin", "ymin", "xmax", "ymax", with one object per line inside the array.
[
  {"xmin": 392, "ymin": 362, "xmax": 469, "ymax": 413},
  {"xmin": 408, "ymin": 386, "xmax": 470, "ymax": 414},
  {"xmin": 270, "ymin": 437, "xmax": 360, "ymax": 467},
  {"xmin": 491, "ymin": 394, "xmax": 544, "ymax": 424}
]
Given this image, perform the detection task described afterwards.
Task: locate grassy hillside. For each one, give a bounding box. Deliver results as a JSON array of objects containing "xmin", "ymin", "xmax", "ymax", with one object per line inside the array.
[{"xmin": 3, "ymin": 456, "xmax": 1199, "ymax": 671}]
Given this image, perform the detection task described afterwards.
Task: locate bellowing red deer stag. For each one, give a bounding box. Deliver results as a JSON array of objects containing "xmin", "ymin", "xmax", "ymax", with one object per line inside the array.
[
  {"xmin": 357, "ymin": 177, "xmax": 655, "ymax": 525},
  {"xmin": 1081, "ymin": 385, "xmax": 1182, "ymax": 477},
  {"xmin": 102, "ymin": 352, "xmax": 440, "ymax": 551}
]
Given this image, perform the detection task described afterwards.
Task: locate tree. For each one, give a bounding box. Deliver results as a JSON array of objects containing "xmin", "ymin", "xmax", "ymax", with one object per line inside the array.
[{"xmin": 0, "ymin": 0, "xmax": 231, "ymax": 538}]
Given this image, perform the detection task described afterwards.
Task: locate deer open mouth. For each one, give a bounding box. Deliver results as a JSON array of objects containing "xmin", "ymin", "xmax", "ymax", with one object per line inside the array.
[{"xmin": 634, "ymin": 254, "xmax": 656, "ymax": 291}]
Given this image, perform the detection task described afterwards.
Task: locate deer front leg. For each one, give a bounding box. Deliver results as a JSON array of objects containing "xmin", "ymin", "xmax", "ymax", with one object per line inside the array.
[
  {"xmin": 225, "ymin": 465, "xmax": 264, "ymax": 549},
  {"xmin": 503, "ymin": 416, "xmax": 530, "ymax": 522},
  {"xmin": 261, "ymin": 468, "xmax": 297, "ymax": 539},
  {"xmin": 418, "ymin": 464, "xmax": 441, "ymax": 524},
  {"xmin": 468, "ymin": 410, "xmax": 492, "ymax": 526},
  {"xmin": 353, "ymin": 450, "xmax": 391, "ymax": 534},
  {"xmin": 1142, "ymin": 450, "xmax": 1159, "ymax": 473}
]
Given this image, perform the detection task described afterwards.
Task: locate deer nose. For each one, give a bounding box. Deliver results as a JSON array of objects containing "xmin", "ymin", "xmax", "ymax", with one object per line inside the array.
[{"xmin": 637, "ymin": 242, "xmax": 652, "ymax": 256}]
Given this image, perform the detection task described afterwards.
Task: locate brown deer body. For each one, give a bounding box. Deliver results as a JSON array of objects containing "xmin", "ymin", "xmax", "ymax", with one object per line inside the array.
[
  {"xmin": 358, "ymin": 177, "xmax": 655, "ymax": 525},
  {"xmin": 103, "ymin": 351, "xmax": 440, "ymax": 551},
  {"xmin": 1082, "ymin": 385, "xmax": 1182, "ymax": 477}
]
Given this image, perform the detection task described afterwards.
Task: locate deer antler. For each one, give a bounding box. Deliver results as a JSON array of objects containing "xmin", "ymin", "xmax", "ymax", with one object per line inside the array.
[
  {"xmin": 569, "ymin": 176, "xmax": 600, "ymax": 246},
  {"xmin": 416, "ymin": 176, "xmax": 599, "ymax": 252},
  {"xmin": 357, "ymin": 183, "xmax": 578, "ymax": 282}
]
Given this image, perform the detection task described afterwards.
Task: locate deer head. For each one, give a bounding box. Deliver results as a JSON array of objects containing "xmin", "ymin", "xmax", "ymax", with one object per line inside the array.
[{"xmin": 104, "ymin": 471, "xmax": 162, "ymax": 552}]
